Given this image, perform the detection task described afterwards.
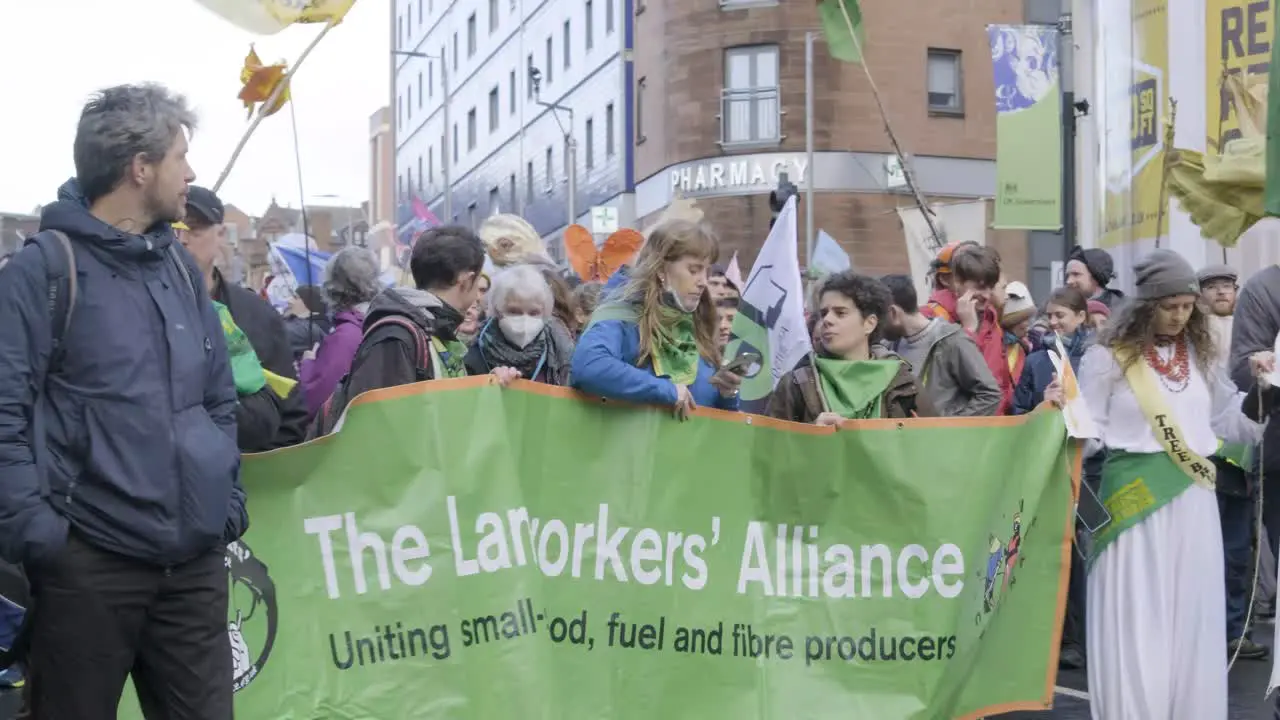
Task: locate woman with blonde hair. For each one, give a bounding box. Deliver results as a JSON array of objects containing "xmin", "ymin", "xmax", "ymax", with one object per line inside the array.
[
  {"xmin": 571, "ymin": 219, "xmax": 743, "ymax": 418},
  {"xmin": 1079, "ymin": 249, "xmax": 1267, "ymax": 719}
]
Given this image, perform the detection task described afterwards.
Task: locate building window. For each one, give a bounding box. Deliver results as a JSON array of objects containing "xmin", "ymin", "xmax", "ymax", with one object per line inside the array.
[
  {"xmin": 418, "ymin": 0, "xmax": 424, "ymax": 22},
  {"xmin": 636, "ymin": 77, "xmax": 646, "ymax": 142},
  {"xmin": 397, "ymin": 15, "xmax": 403, "ymax": 49},
  {"xmin": 526, "ymin": 54, "xmax": 535, "ymax": 98},
  {"xmin": 585, "ymin": 118, "xmax": 594, "ymax": 169},
  {"xmin": 544, "ymin": 146, "xmax": 553, "ymax": 189},
  {"xmin": 417, "ymin": 72, "xmax": 423, "ymax": 108},
  {"xmin": 605, "ymin": 102, "xmax": 615, "ymax": 156},
  {"xmin": 585, "ymin": 0, "xmax": 594, "ymax": 51},
  {"xmin": 429, "ymin": 62, "xmax": 435, "ymax": 98},
  {"xmin": 563, "ymin": 21, "xmax": 571, "ymax": 69},
  {"xmin": 545, "ymin": 37, "xmax": 553, "ymax": 84},
  {"xmin": 453, "ymin": 32, "xmax": 459, "ymax": 69},
  {"xmin": 467, "ymin": 108, "xmax": 477, "ymax": 150},
  {"xmin": 722, "ymin": 44, "xmax": 780, "ymax": 145},
  {"xmin": 488, "ymin": 87, "xmax": 500, "ymax": 131},
  {"xmin": 606, "ymin": 0, "xmax": 615, "ymax": 33},
  {"xmin": 417, "ymin": 155, "xmax": 423, "ymax": 192},
  {"xmin": 453, "ymin": 123, "xmax": 459, "ymax": 163},
  {"xmin": 563, "ymin": 137, "xmax": 571, "ymax": 178},
  {"xmin": 467, "ymin": 14, "xmax": 477, "ymax": 57},
  {"xmin": 510, "ymin": 69, "xmax": 517, "ymax": 114},
  {"xmin": 468, "ymin": 202, "xmax": 478, "ymax": 230},
  {"xmin": 509, "ymin": 173, "xmax": 517, "ymax": 210},
  {"xmin": 489, "ymin": 186, "xmax": 501, "ymax": 214},
  {"xmin": 927, "ymin": 49, "xmax": 963, "ymax": 115},
  {"xmin": 407, "ymin": 85, "xmax": 413, "ymax": 120},
  {"xmin": 429, "ymin": 146, "xmax": 435, "ymax": 183},
  {"xmin": 489, "ymin": 0, "xmax": 499, "ymax": 33},
  {"xmin": 526, "ymin": 161, "xmax": 535, "ymax": 202},
  {"xmin": 396, "ymin": 95, "xmax": 402, "ymax": 131}
]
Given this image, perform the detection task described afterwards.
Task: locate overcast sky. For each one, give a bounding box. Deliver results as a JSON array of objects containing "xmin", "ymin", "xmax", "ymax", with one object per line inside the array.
[{"xmin": 0, "ymin": 0, "xmax": 390, "ymax": 217}]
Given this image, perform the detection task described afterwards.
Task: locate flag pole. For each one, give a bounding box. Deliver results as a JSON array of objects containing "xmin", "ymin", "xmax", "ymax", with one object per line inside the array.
[
  {"xmin": 1154, "ymin": 97, "xmax": 1177, "ymax": 249},
  {"xmin": 212, "ymin": 22, "xmax": 337, "ymax": 193},
  {"xmin": 287, "ymin": 98, "xmax": 316, "ymax": 341},
  {"xmin": 834, "ymin": 2, "xmax": 943, "ymax": 248}
]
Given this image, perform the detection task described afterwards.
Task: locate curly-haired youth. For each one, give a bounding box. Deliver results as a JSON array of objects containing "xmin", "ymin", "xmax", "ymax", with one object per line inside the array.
[{"xmin": 817, "ymin": 271, "xmax": 894, "ymax": 345}]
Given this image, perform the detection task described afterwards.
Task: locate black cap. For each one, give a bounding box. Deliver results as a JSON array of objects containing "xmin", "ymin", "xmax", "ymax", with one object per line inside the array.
[{"xmin": 184, "ymin": 185, "xmax": 225, "ymax": 226}]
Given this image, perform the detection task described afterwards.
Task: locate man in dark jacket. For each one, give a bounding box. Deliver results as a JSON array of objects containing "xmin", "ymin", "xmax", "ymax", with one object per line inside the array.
[
  {"xmin": 0, "ymin": 85, "xmax": 245, "ymax": 719},
  {"xmin": 1064, "ymin": 245, "xmax": 1126, "ymax": 309},
  {"xmin": 177, "ymin": 185, "xmax": 308, "ymax": 450},
  {"xmin": 341, "ymin": 226, "xmax": 485, "ymax": 401}
]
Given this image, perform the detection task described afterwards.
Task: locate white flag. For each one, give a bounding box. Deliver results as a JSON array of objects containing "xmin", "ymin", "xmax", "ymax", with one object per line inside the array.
[
  {"xmin": 725, "ymin": 252, "xmax": 744, "ymax": 291},
  {"xmin": 727, "ymin": 196, "xmax": 811, "ymax": 410},
  {"xmin": 898, "ymin": 200, "xmax": 988, "ymax": 303},
  {"xmin": 810, "ymin": 229, "xmax": 852, "ymax": 275}
]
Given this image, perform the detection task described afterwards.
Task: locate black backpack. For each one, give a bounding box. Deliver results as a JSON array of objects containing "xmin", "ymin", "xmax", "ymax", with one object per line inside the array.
[
  {"xmin": 0, "ymin": 231, "xmax": 196, "ymax": 668},
  {"xmin": 306, "ymin": 316, "xmax": 437, "ymax": 440}
]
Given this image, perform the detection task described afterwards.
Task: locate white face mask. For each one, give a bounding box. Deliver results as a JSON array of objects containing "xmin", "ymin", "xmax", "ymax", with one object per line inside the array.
[{"xmin": 499, "ymin": 315, "xmax": 545, "ymax": 348}]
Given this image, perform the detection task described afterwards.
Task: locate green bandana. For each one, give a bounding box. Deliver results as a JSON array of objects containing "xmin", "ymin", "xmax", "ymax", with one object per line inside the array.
[
  {"xmin": 437, "ymin": 337, "xmax": 469, "ymax": 379},
  {"xmin": 588, "ymin": 302, "xmax": 701, "ymax": 386},
  {"xmin": 213, "ymin": 300, "xmax": 267, "ymax": 396},
  {"xmin": 814, "ymin": 358, "xmax": 900, "ymax": 420}
]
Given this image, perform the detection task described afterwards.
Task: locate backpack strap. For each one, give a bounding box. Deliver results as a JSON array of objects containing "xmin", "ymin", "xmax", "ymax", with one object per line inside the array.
[
  {"xmin": 25, "ymin": 230, "xmax": 77, "ymax": 374},
  {"xmin": 793, "ymin": 365, "xmax": 826, "ymax": 422},
  {"xmin": 363, "ymin": 316, "xmax": 435, "ymax": 380}
]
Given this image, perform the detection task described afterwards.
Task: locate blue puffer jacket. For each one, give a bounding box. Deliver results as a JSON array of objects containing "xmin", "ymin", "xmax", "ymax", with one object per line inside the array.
[
  {"xmin": 1012, "ymin": 327, "xmax": 1092, "ymax": 415},
  {"xmin": 0, "ymin": 179, "xmax": 246, "ymax": 567}
]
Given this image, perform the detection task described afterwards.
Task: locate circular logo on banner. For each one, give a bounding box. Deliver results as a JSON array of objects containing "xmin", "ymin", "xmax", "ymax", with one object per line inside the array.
[{"xmin": 226, "ymin": 541, "xmax": 279, "ymax": 692}]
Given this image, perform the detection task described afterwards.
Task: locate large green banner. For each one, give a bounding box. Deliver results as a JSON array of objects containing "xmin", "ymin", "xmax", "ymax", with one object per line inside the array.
[{"xmin": 121, "ymin": 378, "xmax": 1077, "ymax": 720}]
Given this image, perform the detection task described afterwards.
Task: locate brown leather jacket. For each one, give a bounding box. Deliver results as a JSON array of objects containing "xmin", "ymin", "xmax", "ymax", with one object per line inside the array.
[{"xmin": 764, "ymin": 347, "xmax": 937, "ymax": 424}]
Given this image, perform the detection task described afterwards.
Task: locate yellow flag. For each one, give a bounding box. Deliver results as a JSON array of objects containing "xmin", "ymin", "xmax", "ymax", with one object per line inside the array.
[
  {"xmin": 195, "ymin": 0, "xmax": 356, "ymax": 35},
  {"xmin": 238, "ymin": 45, "xmax": 291, "ymax": 118}
]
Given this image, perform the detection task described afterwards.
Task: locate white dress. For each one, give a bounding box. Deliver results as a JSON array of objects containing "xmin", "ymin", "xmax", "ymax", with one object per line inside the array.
[{"xmin": 1078, "ymin": 343, "xmax": 1261, "ymax": 720}]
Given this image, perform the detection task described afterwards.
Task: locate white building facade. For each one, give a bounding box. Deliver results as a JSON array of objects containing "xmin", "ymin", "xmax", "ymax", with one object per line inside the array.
[{"xmin": 392, "ymin": 0, "xmax": 636, "ymax": 257}]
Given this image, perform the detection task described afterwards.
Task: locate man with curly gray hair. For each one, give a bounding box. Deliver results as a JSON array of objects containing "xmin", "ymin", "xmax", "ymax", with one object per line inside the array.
[
  {"xmin": 299, "ymin": 246, "xmax": 383, "ymax": 418},
  {"xmin": 0, "ymin": 84, "xmax": 243, "ymax": 718}
]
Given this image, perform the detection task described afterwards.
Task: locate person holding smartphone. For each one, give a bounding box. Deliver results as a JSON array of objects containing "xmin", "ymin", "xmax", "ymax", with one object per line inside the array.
[
  {"xmin": 766, "ymin": 272, "xmax": 937, "ymax": 425},
  {"xmin": 571, "ymin": 220, "xmax": 743, "ymax": 420}
]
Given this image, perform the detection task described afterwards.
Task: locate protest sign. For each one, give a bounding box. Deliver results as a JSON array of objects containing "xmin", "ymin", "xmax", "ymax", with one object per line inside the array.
[{"xmin": 120, "ymin": 378, "xmax": 1077, "ymax": 720}]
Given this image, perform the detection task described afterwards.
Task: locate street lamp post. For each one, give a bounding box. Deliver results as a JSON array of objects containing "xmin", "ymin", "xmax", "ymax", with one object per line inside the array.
[
  {"xmin": 392, "ymin": 50, "xmax": 452, "ymax": 222},
  {"xmin": 531, "ymin": 67, "xmax": 577, "ymax": 228}
]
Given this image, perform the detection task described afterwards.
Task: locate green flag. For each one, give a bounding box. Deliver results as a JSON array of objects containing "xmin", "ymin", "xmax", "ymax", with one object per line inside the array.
[
  {"xmin": 818, "ymin": 0, "xmax": 865, "ymax": 64},
  {"xmin": 1266, "ymin": 0, "xmax": 1280, "ymax": 215},
  {"xmin": 120, "ymin": 379, "xmax": 1076, "ymax": 719}
]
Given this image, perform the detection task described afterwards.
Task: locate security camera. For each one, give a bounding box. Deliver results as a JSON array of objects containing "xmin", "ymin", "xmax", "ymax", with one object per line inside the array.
[{"xmin": 528, "ymin": 66, "xmax": 542, "ymax": 96}]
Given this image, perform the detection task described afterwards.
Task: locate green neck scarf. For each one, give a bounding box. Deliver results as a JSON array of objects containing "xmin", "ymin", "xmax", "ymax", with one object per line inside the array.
[
  {"xmin": 213, "ymin": 300, "xmax": 267, "ymax": 396},
  {"xmin": 814, "ymin": 358, "xmax": 900, "ymax": 419},
  {"xmin": 437, "ymin": 337, "xmax": 469, "ymax": 379},
  {"xmin": 589, "ymin": 302, "xmax": 701, "ymax": 386}
]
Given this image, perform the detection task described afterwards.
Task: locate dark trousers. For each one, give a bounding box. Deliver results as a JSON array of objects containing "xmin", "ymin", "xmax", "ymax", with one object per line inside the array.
[
  {"xmin": 1218, "ymin": 489, "xmax": 1254, "ymax": 641},
  {"xmin": 1061, "ymin": 523, "xmax": 1087, "ymax": 650},
  {"xmin": 21, "ymin": 533, "xmax": 231, "ymax": 720}
]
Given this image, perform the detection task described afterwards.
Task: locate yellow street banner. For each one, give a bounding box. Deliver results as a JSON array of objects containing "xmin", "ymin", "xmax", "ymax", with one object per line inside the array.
[
  {"xmin": 1206, "ymin": 0, "xmax": 1274, "ymax": 150},
  {"xmin": 1099, "ymin": 0, "xmax": 1168, "ymax": 249},
  {"xmin": 195, "ymin": 0, "xmax": 356, "ymax": 35}
]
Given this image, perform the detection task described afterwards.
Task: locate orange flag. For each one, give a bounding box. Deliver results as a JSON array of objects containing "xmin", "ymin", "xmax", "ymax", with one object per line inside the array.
[
  {"xmin": 564, "ymin": 225, "xmax": 643, "ymax": 282},
  {"xmin": 238, "ymin": 45, "xmax": 290, "ymax": 118}
]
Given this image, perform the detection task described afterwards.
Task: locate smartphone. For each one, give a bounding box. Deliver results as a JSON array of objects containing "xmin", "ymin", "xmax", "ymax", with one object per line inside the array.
[
  {"xmin": 722, "ymin": 349, "xmax": 762, "ymax": 376},
  {"xmin": 1076, "ymin": 479, "xmax": 1112, "ymax": 536}
]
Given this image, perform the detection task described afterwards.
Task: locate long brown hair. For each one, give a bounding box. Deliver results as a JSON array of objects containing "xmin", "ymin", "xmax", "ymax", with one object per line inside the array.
[
  {"xmin": 621, "ymin": 219, "xmax": 722, "ymax": 367},
  {"xmin": 1096, "ymin": 296, "xmax": 1215, "ymax": 375}
]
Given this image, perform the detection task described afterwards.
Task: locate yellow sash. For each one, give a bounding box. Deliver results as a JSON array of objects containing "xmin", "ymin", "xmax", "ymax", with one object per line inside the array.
[{"xmin": 1114, "ymin": 349, "xmax": 1216, "ymax": 490}]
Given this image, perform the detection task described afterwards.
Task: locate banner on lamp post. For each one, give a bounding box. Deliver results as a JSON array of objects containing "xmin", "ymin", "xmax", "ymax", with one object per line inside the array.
[{"xmin": 988, "ymin": 24, "xmax": 1063, "ymax": 230}]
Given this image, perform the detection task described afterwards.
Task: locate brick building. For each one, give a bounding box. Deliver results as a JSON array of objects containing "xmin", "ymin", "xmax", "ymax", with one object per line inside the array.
[{"xmin": 632, "ymin": 0, "xmax": 1028, "ymax": 280}]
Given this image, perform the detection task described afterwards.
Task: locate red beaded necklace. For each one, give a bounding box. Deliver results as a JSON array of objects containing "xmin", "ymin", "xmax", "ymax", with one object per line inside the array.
[{"xmin": 1143, "ymin": 334, "xmax": 1190, "ymax": 392}]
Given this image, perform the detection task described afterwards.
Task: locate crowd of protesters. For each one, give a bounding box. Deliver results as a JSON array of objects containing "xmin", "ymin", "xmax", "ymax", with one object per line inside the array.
[{"xmin": 0, "ymin": 82, "xmax": 1277, "ymax": 720}]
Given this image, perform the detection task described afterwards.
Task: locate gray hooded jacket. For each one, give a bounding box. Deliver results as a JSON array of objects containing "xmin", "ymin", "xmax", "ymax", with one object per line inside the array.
[{"xmin": 895, "ymin": 318, "xmax": 1002, "ymax": 417}]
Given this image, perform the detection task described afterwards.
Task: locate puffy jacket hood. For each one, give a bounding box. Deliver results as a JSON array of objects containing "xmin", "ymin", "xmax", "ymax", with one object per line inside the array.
[
  {"xmin": 365, "ymin": 286, "xmax": 445, "ymax": 333},
  {"xmin": 39, "ymin": 178, "xmax": 177, "ymax": 263}
]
